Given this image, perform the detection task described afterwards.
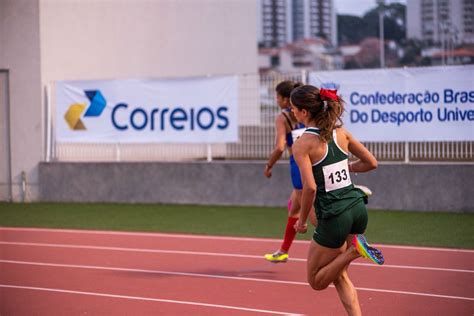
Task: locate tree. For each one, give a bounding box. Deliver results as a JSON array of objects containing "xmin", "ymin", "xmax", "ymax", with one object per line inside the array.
[
  {"xmin": 338, "ymin": 15, "xmax": 366, "ymax": 45},
  {"xmin": 337, "ymin": 3, "xmax": 406, "ymax": 46},
  {"xmin": 362, "ymin": 3, "xmax": 406, "ymax": 44},
  {"xmin": 399, "ymin": 39, "xmax": 423, "ymax": 66}
]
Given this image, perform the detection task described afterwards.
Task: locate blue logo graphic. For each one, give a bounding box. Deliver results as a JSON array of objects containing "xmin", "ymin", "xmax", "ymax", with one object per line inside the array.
[{"xmin": 84, "ymin": 90, "xmax": 107, "ymax": 117}]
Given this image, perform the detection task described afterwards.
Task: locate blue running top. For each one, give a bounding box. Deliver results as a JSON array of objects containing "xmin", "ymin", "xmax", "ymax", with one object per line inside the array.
[{"xmin": 282, "ymin": 109, "xmax": 305, "ymax": 148}]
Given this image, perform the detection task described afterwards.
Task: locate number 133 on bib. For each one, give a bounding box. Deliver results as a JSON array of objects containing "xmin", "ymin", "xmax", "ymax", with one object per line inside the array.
[{"xmin": 322, "ymin": 159, "xmax": 352, "ymax": 192}]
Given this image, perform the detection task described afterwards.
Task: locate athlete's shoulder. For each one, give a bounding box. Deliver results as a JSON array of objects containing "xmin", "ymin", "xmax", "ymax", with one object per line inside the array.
[
  {"xmin": 335, "ymin": 126, "xmax": 347, "ymax": 133},
  {"xmin": 292, "ymin": 136, "xmax": 306, "ymax": 156},
  {"xmin": 275, "ymin": 113, "xmax": 287, "ymax": 125},
  {"xmin": 297, "ymin": 129, "xmax": 321, "ymax": 146},
  {"xmin": 335, "ymin": 127, "xmax": 351, "ymax": 139},
  {"xmin": 336, "ymin": 127, "xmax": 354, "ymax": 141}
]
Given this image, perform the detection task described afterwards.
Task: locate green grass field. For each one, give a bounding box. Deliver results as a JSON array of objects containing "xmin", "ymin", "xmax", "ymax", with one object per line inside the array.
[{"xmin": 1, "ymin": 202, "xmax": 473, "ymax": 249}]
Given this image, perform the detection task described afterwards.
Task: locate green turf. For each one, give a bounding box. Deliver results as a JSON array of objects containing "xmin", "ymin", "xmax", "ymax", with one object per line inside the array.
[{"xmin": 0, "ymin": 202, "xmax": 473, "ymax": 249}]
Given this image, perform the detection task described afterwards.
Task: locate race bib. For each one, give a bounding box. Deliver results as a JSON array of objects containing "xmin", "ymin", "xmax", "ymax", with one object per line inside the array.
[
  {"xmin": 322, "ymin": 159, "xmax": 352, "ymax": 192},
  {"xmin": 292, "ymin": 128, "xmax": 306, "ymax": 143}
]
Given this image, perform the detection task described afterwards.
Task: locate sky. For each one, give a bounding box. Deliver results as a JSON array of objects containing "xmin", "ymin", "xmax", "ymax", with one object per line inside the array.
[{"xmin": 335, "ymin": 0, "xmax": 406, "ymax": 16}]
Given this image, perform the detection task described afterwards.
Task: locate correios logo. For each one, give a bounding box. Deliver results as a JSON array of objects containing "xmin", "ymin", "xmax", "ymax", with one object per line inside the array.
[
  {"xmin": 64, "ymin": 89, "xmax": 230, "ymax": 132},
  {"xmin": 64, "ymin": 90, "xmax": 106, "ymax": 130}
]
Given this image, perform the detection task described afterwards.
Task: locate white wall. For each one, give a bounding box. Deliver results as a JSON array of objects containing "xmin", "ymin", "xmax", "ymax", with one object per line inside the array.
[
  {"xmin": 1, "ymin": 0, "xmax": 258, "ymax": 201},
  {"xmin": 39, "ymin": 0, "xmax": 258, "ymax": 81},
  {"xmin": 0, "ymin": 0, "xmax": 42, "ymax": 202}
]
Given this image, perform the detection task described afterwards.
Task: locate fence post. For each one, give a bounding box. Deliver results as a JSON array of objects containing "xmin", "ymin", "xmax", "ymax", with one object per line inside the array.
[
  {"xmin": 21, "ymin": 171, "xmax": 27, "ymax": 202},
  {"xmin": 45, "ymin": 84, "xmax": 52, "ymax": 162},
  {"xmin": 115, "ymin": 143, "xmax": 121, "ymax": 162},
  {"xmin": 404, "ymin": 142, "xmax": 410, "ymax": 163},
  {"xmin": 301, "ymin": 69, "xmax": 308, "ymax": 84},
  {"xmin": 207, "ymin": 144, "xmax": 213, "ymax": 162},
  {"xmin": 50, "ymin": 82, "xmax": 57, "ymax": 161}
]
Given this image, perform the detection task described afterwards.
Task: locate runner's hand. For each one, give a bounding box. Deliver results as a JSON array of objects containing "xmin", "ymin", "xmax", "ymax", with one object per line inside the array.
[
  {"xmin": 294, "ymin": 220, "xmax": 307, "ymax": 233},
  {"xmin": 264, "ymin": 165, "xmax": 272, "ymax": 178}
]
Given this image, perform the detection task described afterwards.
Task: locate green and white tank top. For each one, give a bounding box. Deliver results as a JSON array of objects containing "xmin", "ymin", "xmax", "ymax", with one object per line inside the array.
[{"xmin": 304, "ymin": 127, "xmax": 365, "ymax": 219}]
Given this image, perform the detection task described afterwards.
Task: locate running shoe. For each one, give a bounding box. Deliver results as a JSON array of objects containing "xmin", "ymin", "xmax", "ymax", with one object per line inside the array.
[
  {"xmin": 352, "ymin": 234, "xmax": 384, "ymax": 265},
  {"xmin": 264, "ymin": 250, "xmax": 288, "ymax": 263}
]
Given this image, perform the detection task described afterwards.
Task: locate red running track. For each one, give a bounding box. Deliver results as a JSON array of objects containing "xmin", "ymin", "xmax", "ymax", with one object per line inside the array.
[{"xmin": 0, "ymin": 227, "xmax": 473, "ymax": 315}]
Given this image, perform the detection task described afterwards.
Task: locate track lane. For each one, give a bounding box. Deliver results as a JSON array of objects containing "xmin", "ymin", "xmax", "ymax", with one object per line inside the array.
[
  {"xmin": 1, "ymin": 227, "xmax": 473, "ymax": 315},
  {"xmin": 2, "ymin": 228, "xmax": 473, "ymax": 270}
]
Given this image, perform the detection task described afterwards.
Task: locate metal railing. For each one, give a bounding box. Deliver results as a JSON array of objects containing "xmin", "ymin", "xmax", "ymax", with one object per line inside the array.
[{"xmin": 48, "ymin": 72, "xmax": 473, "ymax": 163}]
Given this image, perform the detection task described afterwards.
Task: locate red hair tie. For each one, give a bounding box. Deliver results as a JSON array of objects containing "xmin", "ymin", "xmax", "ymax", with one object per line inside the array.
[{"xmin": 320, "ymin": 88, "xmax": 339, "ymax": 101}]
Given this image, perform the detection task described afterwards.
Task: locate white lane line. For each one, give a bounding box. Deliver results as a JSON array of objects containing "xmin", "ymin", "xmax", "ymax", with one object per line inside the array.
[
  {"xmin": 0, "ymin": 284, "xmax": 302, "ymax": 315},
  {"xmin": 373, "ymin": 244, "xmax": 474, "ymax": 253},
  {"xmin": 2, "ymin": 259, "xmax": 473, "ymax": 302},
  {"xmin": 1, "ymin": 241, "xmax": 472, "ymax": 274},
  {"xmin": 1, "ymin": 227, "xmax": 473, "ymax": 253}
]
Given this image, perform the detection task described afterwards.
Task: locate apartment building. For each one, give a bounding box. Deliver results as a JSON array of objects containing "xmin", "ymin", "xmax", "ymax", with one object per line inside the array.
[
  {"xmin": 407, "ymin": 0, "xmax": 474, "ymax": 44},
  {"xmin": 258, "ymin": 0, "xmax": 337, "ymax": 48}
]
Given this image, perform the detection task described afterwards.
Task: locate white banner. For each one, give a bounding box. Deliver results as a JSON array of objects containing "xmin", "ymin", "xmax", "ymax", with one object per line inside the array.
[
  {"xmin": 56, "ymin": 76, "xmax": 239, "ymax": 143},
  {"xmin": 309, "ymin": 66, "xmax": 474, "ymax": 141}
]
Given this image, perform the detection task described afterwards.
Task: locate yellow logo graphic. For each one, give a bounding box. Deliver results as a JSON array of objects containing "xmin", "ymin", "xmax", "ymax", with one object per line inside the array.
[
  {"xmin": 64, "ymin": 90, "xmax": 107, "ymax": 130},
  {"xmin": 64, "ymin": 103, "xmax": 87, "ymax": 130}
]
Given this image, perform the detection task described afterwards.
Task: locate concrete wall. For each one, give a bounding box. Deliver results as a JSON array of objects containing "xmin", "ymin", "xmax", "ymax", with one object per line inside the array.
[{"xmin": 39, "ymin": 162, "xmax": 474, "ymax": 213}]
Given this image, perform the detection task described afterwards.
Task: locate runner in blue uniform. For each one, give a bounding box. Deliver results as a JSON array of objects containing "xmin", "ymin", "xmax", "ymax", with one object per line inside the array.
[
  {"xmin": 290, "ymin": 85, "xmax": 384, "ymax": 316},
  {"xmin": 264, "ymin": 81, "xmax": 315, "ymax": 263}
]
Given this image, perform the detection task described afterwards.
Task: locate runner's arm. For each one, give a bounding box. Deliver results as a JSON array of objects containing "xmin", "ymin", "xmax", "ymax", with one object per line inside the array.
[
  {"xmin": 292, "ymin": 137, "xmax": 316, "ymax": 232},
  {"xmin": 345, "ymin": 129, "xmax": 378, "ymax": 173},
  {"xmin": 264, "ymin": 115, "xmax": 287, "ymax": 177}
]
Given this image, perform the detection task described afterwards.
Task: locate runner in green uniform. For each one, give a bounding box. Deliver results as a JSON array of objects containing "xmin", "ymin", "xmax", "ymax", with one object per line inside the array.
[{"xmin": 290, "ymin": 85, "xmax": 384, "ymax": 316}]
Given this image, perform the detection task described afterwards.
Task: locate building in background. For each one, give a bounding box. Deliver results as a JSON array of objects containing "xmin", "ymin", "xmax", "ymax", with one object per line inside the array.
[
  {"xmin": 259, "ymin": 38, "xmax": 343, "ymax": 73},
  {"xmin": 291, "ymin": 0, "xmax": 337, "ymax": 45},
  {"xmin": 258, "ymin": 0, "xmax": 289, "ymax": 48},
  {"xmin": 407, "ymin": 0, "xmax": 474, "ymax": 44},
  {"xmin": 257, "ymin": 0, "xmax": 338, "ymax": 71},
  {"xmin": 258, "ymin": 0, "xmax": 337, "ymax": 48}
]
